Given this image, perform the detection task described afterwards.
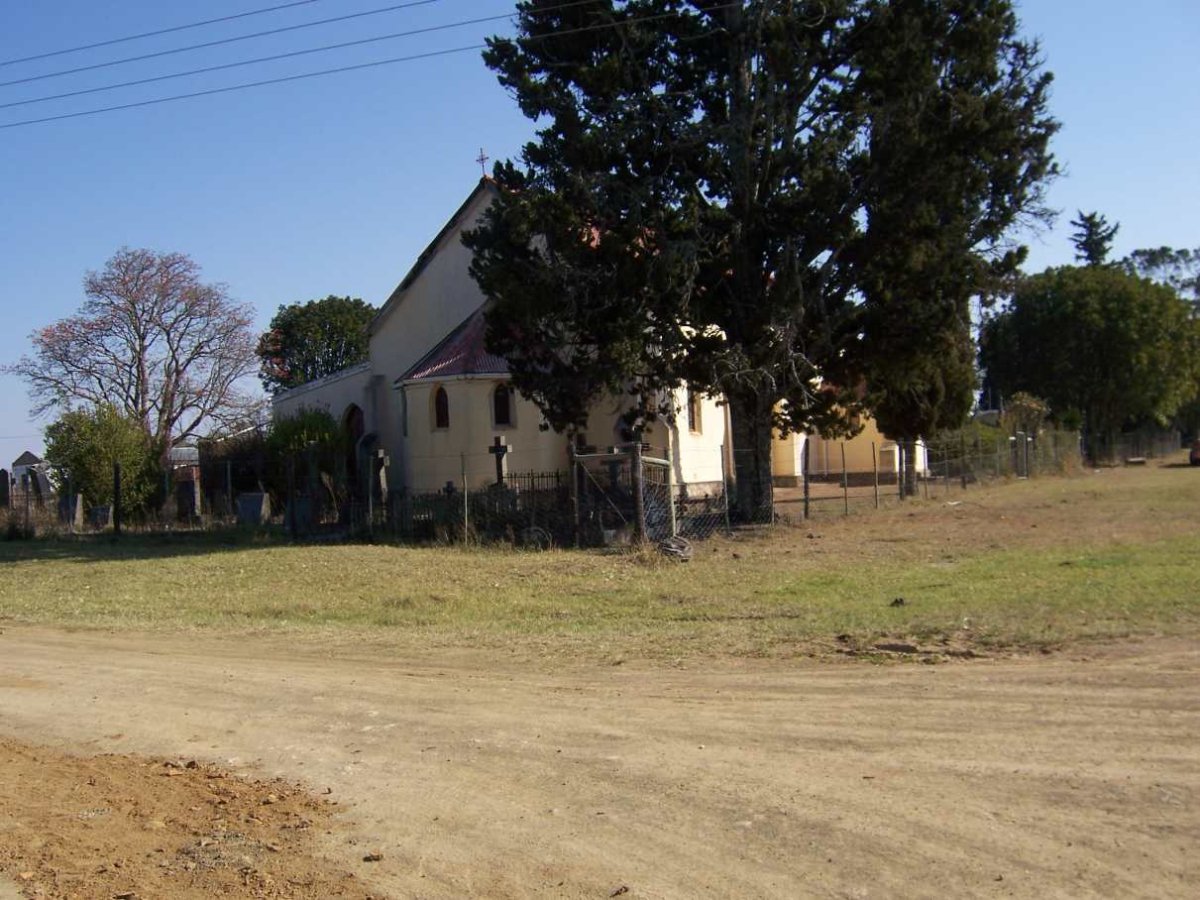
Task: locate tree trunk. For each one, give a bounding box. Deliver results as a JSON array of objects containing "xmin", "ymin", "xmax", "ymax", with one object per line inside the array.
[
  {"xmin": 900, "ymin": 437, "xmax": 918, "ymax": 497},
  {"xmin": 727, "ymin": 390, "xmax": 775, "ymax": 523}
]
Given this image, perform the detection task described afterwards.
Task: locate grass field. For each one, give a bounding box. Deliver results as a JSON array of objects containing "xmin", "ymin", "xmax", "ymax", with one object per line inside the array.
[{"xmin": 1, "ymin": 459, "xmax": 1198, "ymax": 660}]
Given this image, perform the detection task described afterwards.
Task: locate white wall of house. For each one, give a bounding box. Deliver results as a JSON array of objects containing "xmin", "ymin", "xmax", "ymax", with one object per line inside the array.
[{"xmin": 668, "ymin": 387, "xmax": 727, "ymax": 485}]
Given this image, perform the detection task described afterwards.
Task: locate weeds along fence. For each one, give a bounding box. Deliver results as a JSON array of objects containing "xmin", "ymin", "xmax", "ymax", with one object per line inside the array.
[{"xmin": 13, "ymin": 425, "xmax": 1173, "ymax": 546}]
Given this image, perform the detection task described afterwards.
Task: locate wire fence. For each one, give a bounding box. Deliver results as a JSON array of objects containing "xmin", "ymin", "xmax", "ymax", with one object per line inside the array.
[{"xmin": 6, "ymin": 426, "xmax": 1179, "ymax": 547}]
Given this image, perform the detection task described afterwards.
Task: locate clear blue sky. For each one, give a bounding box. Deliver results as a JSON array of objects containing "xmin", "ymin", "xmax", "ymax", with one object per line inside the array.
[{"xmin": 2, "ymin": 1, "xmax": 1198, "ymax": 469}]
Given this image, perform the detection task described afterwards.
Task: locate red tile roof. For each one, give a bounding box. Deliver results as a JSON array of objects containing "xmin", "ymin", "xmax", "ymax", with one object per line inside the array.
[{"xmin": 398, "ymin": 308, "xmax": 509, "ymax": 382}]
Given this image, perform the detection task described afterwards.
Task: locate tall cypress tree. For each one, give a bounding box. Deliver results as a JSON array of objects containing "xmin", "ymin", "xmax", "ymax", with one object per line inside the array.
[
  {"xmin": 466, "ymin": 1, "xmax": 1057, "ymax": 518},
  {"xmin": 1070, "ymin": 211, "xmax": 1120, "ymax": 266}
]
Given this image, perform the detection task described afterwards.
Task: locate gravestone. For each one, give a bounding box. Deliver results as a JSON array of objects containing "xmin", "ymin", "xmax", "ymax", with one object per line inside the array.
[
  {"xmin": 175, "ymin": 479, "xmax": 200, "ymax": 520},
  {"xmin": 236, "ymin": 492, "xmax": 271, "ymax": 526},
  {"xmin": 59, "ymin": 493, "xmax": 84, "ymax": 530},
  {"xmin": 90, "ymin": 505, "xmax": 112, "ymax": 530},
  {"xmin": 0, "ymin": 470, "xmax": 8, "ymax": 508},
  {"xmin": 28, "ymin": 473, "xmax": 45, "ymax": 508},
  {"xmin": 285, "ymin": 496, "xmax": 313, "ymax": 536}
]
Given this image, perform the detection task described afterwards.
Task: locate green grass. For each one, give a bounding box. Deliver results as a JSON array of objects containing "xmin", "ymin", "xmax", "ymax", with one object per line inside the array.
[{"xmin": 2, "ymin": 461, "xmax": 1199, "ymax": 660}]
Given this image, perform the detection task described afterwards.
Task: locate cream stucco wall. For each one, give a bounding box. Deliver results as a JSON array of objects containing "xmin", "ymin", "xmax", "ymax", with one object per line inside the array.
[
  {"xmin": 398, "ymin": 377, "xmax": 569, "ymax": 492},
  {"xmin": 369, "ymin": 186, "xmax": 496, "ymax": 457},
  {"xmin": 271, "ymin": 363, "xmax": 373, "ymax": 433}
]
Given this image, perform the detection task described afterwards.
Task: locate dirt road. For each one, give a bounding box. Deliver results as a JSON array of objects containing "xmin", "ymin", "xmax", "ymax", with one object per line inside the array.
[{"xmin": 1, "ymin": 628, "xmax": 1197, "ymax": 898}]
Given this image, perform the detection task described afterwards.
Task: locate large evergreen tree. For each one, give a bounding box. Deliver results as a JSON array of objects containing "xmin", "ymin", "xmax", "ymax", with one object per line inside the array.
[
  {"xmin": 979, "ymin": 266, "xmax": 1198, "ymax": 447},
  {"xmin": 257, "ymin": 296, "xmax": 375, "ymax": 394},
  {"xmin": 1070, "ymin": 211, "xmax": 1119, "ymax": 266},
  {"xmin": 466, "ymin": 0, "xmax": 1057, "ymax": 517}
]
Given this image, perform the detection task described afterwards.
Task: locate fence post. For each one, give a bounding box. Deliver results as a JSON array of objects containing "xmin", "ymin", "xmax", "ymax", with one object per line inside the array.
[
  {"xmin": 226, "ymin": 460, "xmax": 233, "ymax": 518},
  {"xmin": 112, "ymin": 461, "xmax": 122, "ymax": 536},
  {"xmin": 568, "ymin": 443, "xmax": 580, "ymax": 548},
  {"xmin": 802, "ymin": 435, "xmax": 811, "ymax": 520},
  {"xmin": 665, "ymin": 426, "xmax": 678, "ymax": 538},
  {"xmin": 841, "ymin": 442, "xmax": 849, "ymax": 516},
  {"xmin": 631, "ymin": 441, "xmax": 646, "ymax": 543},
  {"xmin": 872, "ymin": 442, "xmax": 879, "ymax": 510},
  {"xmin": 719, "ymin": 444, "xmax": 731, "ymax": 533},
  {"xmin": 461, "ymin": 453, "xmax": 469, "ymax": 546},
  {"xmin": 960, "ymin": 432, "xmax": 969, "ymax": 490},
  {"xmin": 286, "ymin": 455, "xmax": 296, "ymax": 540},
  {"xmin": 22, "ymin": 473, "xmax": 31, "ymax": 536}
]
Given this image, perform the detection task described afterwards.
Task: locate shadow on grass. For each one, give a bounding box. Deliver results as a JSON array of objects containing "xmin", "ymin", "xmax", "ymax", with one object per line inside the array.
[{"xmin": 0, "ymin": 528, "xmax": 300, "ymax": 564}]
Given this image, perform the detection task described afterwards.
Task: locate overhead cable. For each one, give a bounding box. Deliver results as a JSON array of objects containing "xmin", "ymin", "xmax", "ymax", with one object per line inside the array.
[
  {"xmin": 0, "ymin": 3, "xmax": 737, "ymax": 131},
  {"xmin": 0, "ymin": 0, "xmax": 332, "ymax": 69},
  {"xmin": 0, "ymin": 1, "xmax": 603, "ymax": 112},
  {"xmin": 0, "ymin": 0, "xmax": 448, "ymax": 89}
]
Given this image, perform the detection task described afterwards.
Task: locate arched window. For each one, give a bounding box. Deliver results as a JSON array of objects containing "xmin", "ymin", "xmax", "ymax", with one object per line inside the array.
[
  {"xmin": 433, "ymin": 386, "xmax": 449, "ymax": 430},
  {"xmin": 687, "ymin": 388, "xmax": 702, "ymax": 434},
  {"xmin": 493, "ymin": 384, "xmax": 513, "ymax": 427}
]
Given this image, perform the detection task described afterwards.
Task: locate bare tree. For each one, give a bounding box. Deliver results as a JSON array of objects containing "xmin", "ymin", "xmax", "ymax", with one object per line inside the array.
[{"xmin": 7, "ymin": 248, "xmax": 258, "ymax": 449}]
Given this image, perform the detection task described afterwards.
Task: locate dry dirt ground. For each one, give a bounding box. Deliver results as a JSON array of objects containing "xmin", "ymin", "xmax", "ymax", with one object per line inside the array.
[{"xmin": 0, "ymin": 628, "xmax": 1197, "ymax": 899}]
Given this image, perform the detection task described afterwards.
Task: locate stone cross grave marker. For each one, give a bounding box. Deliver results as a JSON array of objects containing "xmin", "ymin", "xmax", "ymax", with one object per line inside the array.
[{"xmin": 487, "ymin": 435, "xmax": 511, "ymax": 485}]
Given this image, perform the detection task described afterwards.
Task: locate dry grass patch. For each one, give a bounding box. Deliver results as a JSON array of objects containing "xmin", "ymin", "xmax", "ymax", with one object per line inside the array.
[{"xmin": 2, "ymin": 460, "xmax": 1198, "ymax": 660}]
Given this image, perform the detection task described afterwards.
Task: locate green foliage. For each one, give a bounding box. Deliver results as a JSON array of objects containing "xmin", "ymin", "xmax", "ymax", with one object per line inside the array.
[
  {"xmin": 465, "ymin": 0, "xmax": 1057, "ymax": 517},
  {"xmin": 43, "ymin": 405, "xmax": 161, "ymax": 519},
  {"xmin": 265, "ymin": 407, "xmax": 345, "ymax": 455},
  {"xmin": 263, "ymin": 408, "xmax": 349, "ymax": 502},
  {"xmin": 1070, "ymin": 211, "xmax": 1119, "ymax": 266},
  {"xmin": 257, "ymin": 296, "xmax": 375, "ymax": 394},
  {"xmin": 1121, "ymin": 246, "xmax": 1200, "ymax": 305},
  {"xmin": 980, "ymin": 266, "xmax": 1198, "ymax": 436}
]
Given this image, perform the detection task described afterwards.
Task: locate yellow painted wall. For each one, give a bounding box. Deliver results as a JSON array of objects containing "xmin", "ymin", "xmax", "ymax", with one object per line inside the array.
[
  {"xmin": 772, "ymin": 414, "xmax": 917, "ymax": 478},
  {"xmin": 398, "ymin": 378, "xmax": 568, "ymax": 492}
]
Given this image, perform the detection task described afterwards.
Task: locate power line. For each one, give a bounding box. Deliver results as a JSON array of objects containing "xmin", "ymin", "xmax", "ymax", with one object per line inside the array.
[
  {"xmin": 0, "ymin": 44, "xmax": 483, "ymax": 129},
  {"xmin": 0, "ymin": 1, "xmax": 332, "ymax": 69},
  {"xmin": 0, "ymin": 0, "xmax": 448, "ymax": 89},
  {"xmin": 0, "ymin": 4, "xmax": 735, "ymax": 131},
  {"xmin": 0, "ymin": 3, "xmax": 598, "ymax": 112}
]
